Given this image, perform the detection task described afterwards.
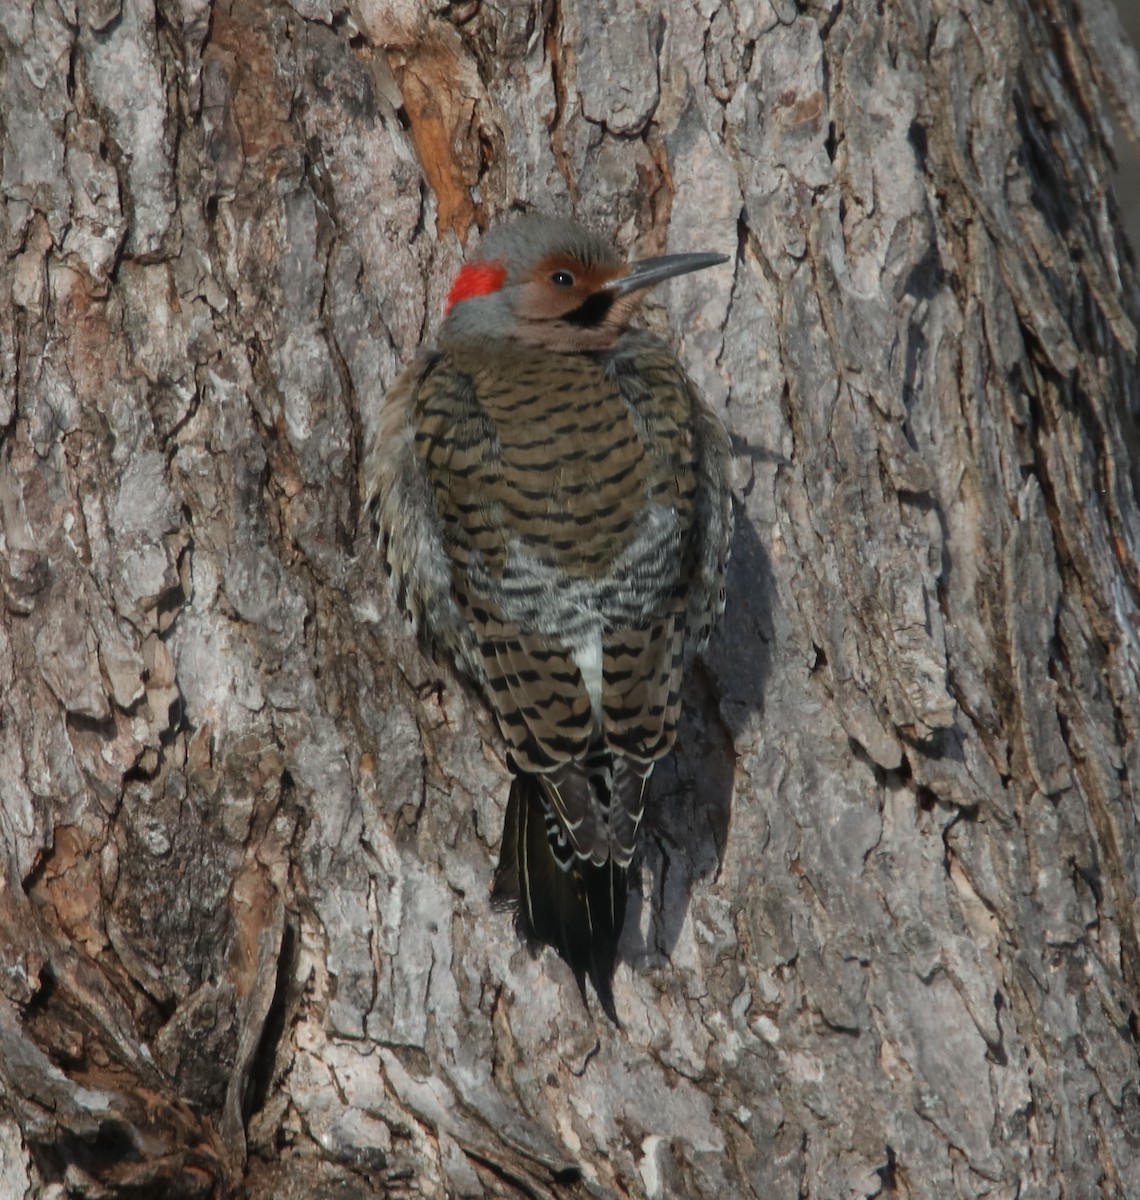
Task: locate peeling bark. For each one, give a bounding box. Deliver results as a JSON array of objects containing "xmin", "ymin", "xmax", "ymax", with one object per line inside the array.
[{"xmin": 1, "ymin": 0, "xmax": 1139, "ymax": 1197}]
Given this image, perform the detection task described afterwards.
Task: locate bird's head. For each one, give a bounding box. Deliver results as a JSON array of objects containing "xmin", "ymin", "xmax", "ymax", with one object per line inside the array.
[{"xmin": 439, "ymin": 214, "xmax": 728, "ymax": 353}]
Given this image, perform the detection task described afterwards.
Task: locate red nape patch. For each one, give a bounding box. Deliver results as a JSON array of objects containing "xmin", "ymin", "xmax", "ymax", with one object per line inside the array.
[{"xmin": 444, "ymin": 261, "xmax": 508, "ymax": 314}]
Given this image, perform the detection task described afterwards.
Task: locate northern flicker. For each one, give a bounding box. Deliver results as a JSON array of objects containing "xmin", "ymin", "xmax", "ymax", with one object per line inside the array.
[{"xmin": 366, "ymin": 213, "xmax": 733, "ymax": 1020}]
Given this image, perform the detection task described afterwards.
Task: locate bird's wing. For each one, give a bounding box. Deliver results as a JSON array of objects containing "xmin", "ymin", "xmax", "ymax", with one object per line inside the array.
[
  {"xmin": 403, "ymin": 353, "xmax": 598, "ymax": 775},
  {"xmin": 683, "ymin": 375, "xmax": 735, "ymax": 652},
  {"xmin": 599, "ymin": 335, "xmax": 734, "ymax": 755},
  {"xmin": 601, "ymin": 616, "xmax": 685, "ymax": 763},
  {"xmin": 365, "ymin": 352, "xmax": 486, "ymax": 687},
  {"xmin": 612, "ymin": 334, "xmax": 735, "ymax": 655},
  {"xmin": 452, "ymin": 580, "xmax": 605, "ymax": 864},
  {"xmin": 471, "ymin": 610, "xmax": 595, "ymax": 772}
]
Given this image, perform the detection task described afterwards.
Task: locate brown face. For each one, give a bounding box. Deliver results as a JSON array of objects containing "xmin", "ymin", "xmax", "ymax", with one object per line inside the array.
[{"xmin": 514, "ymin": 254, "xmax": 639, "ymax": 350}]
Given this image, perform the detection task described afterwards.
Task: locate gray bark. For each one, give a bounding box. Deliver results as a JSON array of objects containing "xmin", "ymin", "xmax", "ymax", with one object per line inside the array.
[{"xmin": 2, "ymin": 0, "xmax": 1139, "ymax": 1197}]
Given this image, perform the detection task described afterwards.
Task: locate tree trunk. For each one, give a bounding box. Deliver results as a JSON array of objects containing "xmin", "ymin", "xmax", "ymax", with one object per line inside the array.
[{"xmin": 2, "ymin": 0, "xmax": 1139, "ymax": 1196}]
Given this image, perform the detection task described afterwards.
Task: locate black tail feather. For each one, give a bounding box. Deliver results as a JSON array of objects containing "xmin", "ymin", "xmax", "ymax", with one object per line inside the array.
[{"xmin": 492, "ymin": 772, "xmax": 627, "ymax": 1023}]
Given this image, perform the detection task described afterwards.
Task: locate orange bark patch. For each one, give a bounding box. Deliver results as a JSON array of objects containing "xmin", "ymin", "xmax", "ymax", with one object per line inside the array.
[
  {"xmin": 29, "ymin": 825, "xmax": 109, "ymax": 959},
  {"xmin": 787, "ymin": 91, "xmax": 825, "ymax": 128},
  {"xmin": 227, "ymin": 865, "xmax": 278, "ymax": 1002},
  {"xmin": 390, "ymin": 30, "xmax": 485, "ymax": 243}
]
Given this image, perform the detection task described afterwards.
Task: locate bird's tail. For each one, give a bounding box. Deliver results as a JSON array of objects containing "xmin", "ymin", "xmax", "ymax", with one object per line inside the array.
[{"xmin": 492, "ymin": 771, "xmax": 627, "ymax": 1023}]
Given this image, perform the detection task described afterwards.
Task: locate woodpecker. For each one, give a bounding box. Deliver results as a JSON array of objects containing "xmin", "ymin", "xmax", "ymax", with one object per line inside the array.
[{"xmin": 366, "ymin": 213, "xmax": 733, "ymax": 1020}]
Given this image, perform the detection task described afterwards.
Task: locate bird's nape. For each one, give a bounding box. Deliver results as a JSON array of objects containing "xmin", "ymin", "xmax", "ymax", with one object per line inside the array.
[{"xmin": 493, "ymin": 770, "xmax": 627, "ymax": 1024}]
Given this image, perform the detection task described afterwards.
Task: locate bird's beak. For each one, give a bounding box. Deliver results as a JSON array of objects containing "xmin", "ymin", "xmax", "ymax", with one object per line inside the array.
[{"xmin": 603, "ymin": 251, "xmax": 730, "ymax": 297}]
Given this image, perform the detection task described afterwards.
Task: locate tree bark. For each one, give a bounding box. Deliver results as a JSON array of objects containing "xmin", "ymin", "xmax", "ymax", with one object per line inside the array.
[{"xmin": 2, "ymin": 0, "xmax": 1139, "ymax": 1197}]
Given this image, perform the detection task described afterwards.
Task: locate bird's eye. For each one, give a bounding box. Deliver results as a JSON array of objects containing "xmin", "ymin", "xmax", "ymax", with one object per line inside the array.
[{"xmin": 550, "ymin": 270, "xmax": 575, "ymax": 288}]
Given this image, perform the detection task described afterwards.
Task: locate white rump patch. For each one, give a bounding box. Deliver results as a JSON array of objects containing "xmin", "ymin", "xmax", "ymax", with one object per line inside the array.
[{"xmin": 572, "ymin": 631, "xmax": 604, "ymax": 732}]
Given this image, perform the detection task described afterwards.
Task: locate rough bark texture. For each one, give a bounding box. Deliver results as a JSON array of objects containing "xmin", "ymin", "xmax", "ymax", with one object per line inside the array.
[{"xmin": 2, "ymin": 0, "xmax": 1139, "ymax": 1197}]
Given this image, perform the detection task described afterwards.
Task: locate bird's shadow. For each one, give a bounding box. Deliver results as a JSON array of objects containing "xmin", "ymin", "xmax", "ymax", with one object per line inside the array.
[{"xmin": 622, "ymin": 513, "xmax": 774, "ymax": 977}]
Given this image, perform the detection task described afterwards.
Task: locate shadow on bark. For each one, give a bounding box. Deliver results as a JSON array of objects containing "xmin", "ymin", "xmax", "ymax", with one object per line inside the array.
[{"xmin": 629, "ymin": 515, "xmax": 774, "ymax": 969}]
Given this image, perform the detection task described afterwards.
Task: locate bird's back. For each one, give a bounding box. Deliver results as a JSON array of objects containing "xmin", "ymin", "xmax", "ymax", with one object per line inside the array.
[{"xmin": 414, "ymin": 340, "xmax": 695, "ymax": 626}]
